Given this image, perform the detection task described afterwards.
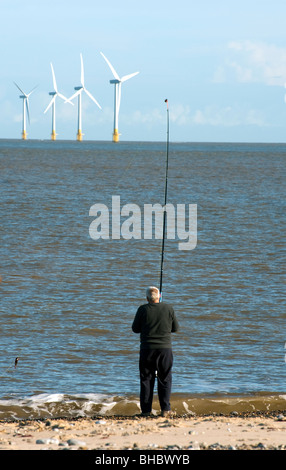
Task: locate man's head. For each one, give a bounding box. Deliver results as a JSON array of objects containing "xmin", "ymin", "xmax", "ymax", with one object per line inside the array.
[{"xmin": 146, "ymin": 286, "xmax": 160, "ymax": 303}]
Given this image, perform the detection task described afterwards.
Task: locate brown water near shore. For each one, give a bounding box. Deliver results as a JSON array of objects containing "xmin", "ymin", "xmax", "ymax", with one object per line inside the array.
[{"xmin": 0, "ymin": 140, "xmax": 285, "ymax": 415}]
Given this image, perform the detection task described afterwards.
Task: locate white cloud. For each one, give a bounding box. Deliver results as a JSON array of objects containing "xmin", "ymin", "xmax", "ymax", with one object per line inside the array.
[
  {"xmin": 212, "ymin": 66, "xmax": 227, "ymax": 84},
  {"xmin": 228, "ymin": 61, "xmax": 253, "ymax": 83},
  {"xmin": 125, "ymin": 105, "xmax": 192, "ymax": 128},
  {"xmin": 192, "ymin": 105, "xmax": 266, "ymax": 127},
  {"xmin": 130, "ymin": 108, "xmax": 164, "ymax": 125},
  {"xmin": 125, "ymin": 104, "xmax": 267, "ymax": 130},
  {"xmin": 169, "ymin": 104, "xmax": 192, "ymax": 126},
  {"xmin": 213, "ymin": 41, "xmax": 286, "ymax": 86},
  {"xmin": 13, "ymin": 113, "xmax": 22, "ymax": 123}
]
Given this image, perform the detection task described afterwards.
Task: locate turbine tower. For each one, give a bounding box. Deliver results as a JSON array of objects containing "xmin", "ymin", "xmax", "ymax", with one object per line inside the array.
[
  {"xmin": 68, "ymin": 53, "xmax": 101, "ymax": 141},
  {"xmin": 100, "ymin": 52, "xmax": 139, "ymax": 142},
  {"xmin": 14, "ymin": 82, "xmax": 37, "ymax": 140},
  {"xmin": 44, "ymin": 63, "xmax": 73, "ymax": 141}
]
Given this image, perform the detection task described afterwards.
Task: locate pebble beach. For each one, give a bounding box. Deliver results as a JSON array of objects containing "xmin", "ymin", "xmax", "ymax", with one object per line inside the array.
[{"xmin": 0, "ymin": 411, "xmax": 285, "ymax": 451}]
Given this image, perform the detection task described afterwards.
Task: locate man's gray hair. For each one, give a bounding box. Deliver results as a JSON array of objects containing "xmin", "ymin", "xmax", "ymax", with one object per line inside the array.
[{"xmin": 146, "ymin": 286, "xmax": 160, "ymax": 302}]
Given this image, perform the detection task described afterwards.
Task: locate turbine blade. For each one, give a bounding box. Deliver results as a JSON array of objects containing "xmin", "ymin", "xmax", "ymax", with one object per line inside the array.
[
  {"xmin": 80, "ymin": 53, "xmax": 85, "ymax": 87},
  {"xmin": 100, "ymin": 52, "xmax": 120, "ymax": 80},
  {"xmin": 26, "ymin": 98, "xmax": 30, "ymax": 124},
  {"xmin": 84, "ymin": 88, "xmax": 102, "ymax": 109},
  {"xmin": 14, "ymin": 81, "xmax": 26, "ymax": 96},
  {"xmin": 51, "ymin": 63, "xmax": 58, "ymax": 92},
  {"xmin": 27, "ymin": 85, "xmax": 38, "ymax": 97},
  {"xmin": 58, "ymin": 92, "xmax": 74, "ymax": 105},
  {"xmin": 121, "ymin": 71, "xmax": 139, "ymax": 83},
  {"xmin": 117, "ymin": 82, "xmax": 122, "ymax": 114},
  {"xmin": 44, "ymin": 95, "xmax": 56, "ymax": 114},
  {"xmin": 67, "ymin": 89, "xmax": 81, "ymax": 102}
]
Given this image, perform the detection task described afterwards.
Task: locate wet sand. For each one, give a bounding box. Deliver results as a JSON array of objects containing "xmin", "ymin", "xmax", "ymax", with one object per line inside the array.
[{"xmin": 0, "ymin": 412, "xmax": 285, "ymax": 451}]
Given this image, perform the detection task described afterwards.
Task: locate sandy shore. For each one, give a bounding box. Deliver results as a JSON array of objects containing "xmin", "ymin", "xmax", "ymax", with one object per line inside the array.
[{"xmin": 0, "ymin": 412, "xmax": 285, "ymax": 451}]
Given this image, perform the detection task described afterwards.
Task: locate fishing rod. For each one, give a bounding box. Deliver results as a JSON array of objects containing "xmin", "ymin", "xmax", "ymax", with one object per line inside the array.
[{"xmin": 159, "ymin": 99, "xmax": 170, "ymax": 298}]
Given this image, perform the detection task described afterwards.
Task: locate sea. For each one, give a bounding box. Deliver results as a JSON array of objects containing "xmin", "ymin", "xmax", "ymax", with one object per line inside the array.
[{"xmin": 0, "ymin": 139, "xmax": 285, "ymax": 420}]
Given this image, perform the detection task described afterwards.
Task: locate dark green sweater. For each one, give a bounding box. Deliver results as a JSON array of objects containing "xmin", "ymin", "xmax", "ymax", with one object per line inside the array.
[{"xmin": 132, "ymin": 301, "xmax": 179, "ymax": 349}]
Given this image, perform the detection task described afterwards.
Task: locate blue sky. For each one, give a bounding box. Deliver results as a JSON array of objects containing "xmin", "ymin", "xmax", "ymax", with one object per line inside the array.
[{"xmin": 1, "ymin": 0, "xmax": 286, "ymax": 142}]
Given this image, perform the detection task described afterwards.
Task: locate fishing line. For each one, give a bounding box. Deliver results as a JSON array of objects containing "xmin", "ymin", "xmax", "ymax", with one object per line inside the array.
[{"xmin": 159, "ymin": 99, "xmax": 170, "ymax": 298}]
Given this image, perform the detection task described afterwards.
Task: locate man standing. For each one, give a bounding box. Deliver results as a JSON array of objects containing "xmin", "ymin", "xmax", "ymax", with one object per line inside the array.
[{"xmin": 132, "ymin": 286, "xmax": 179, "ymax": 417}]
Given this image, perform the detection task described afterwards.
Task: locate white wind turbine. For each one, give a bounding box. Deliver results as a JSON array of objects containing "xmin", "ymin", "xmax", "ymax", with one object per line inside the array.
[
  {"xmin": 100, "ymin": 52, "xmax": 139, "ymax": 142},
  {"xmin": 68, "ymin": 53, "xmax": 102, "ymax": 141},
  {"xmin": 44, "ymin": 63, "xmax": 74, "ymax": 140},
  {"xmin": 14, "ymin": 82, "xmax": 37, "ymax": 140}
]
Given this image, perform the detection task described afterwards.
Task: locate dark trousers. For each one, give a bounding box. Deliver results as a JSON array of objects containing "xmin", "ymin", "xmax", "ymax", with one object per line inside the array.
[{"xmin": 139, "ymin": 348, "xmax": 173, "ymax": 414}]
